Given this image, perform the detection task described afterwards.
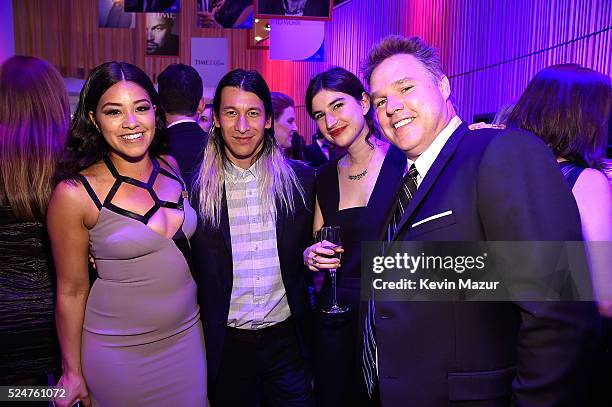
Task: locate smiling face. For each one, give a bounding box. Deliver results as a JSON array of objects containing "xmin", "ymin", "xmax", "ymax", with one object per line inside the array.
[
  {"xmin": 274, "ymin": 106, "xmax": 297, "ymax": 149},
  {"xmin": 215, "ymin": 86, "xmax": 271, "ymax": 169},
  {"xmin": 310, "ymin": 89, "xmax": 370, "ymax": 149},
  {"xmin": 89, "ymin": 81, "xmax": 156, "ymax": 161},
  {"xmin": 369, "ymin": 53, "xmax": 452, "ymax": 160}
]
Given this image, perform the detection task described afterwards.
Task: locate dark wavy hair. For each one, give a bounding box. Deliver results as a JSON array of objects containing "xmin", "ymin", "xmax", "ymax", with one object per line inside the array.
[
  {"xmin": 507, "ymin": 64, "xmax": 611, "ymax": 170},
  {"xmin": 57, "ymin": 61, "xmax": 168, "ymax": 182},
  {"xmin": 305, "ymin": 66, "xmax": 379, "ymax": 147}
]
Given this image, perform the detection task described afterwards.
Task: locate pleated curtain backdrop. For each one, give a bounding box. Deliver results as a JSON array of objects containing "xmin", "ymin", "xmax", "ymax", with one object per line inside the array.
[
  {"xmin": 13, "ymin": 0, "xmax": 612, "ymax": 140},
  {"xmin": 401, "ymin": 0, "xmax": 612, "ymax": 121}
]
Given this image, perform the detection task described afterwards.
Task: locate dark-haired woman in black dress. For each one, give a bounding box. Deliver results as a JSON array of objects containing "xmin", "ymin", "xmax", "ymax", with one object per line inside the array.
[{"xmin": 303, "ymin": 67, "xmax": 406, "ymax": 406}]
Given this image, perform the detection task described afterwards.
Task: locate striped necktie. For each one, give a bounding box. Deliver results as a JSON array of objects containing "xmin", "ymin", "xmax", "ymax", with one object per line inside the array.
[{"xmin": 362, "ymin": 164, "xmax": 419, "ymax": 397}]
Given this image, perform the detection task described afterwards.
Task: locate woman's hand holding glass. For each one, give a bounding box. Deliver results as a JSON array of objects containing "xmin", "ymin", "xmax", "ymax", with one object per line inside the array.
[{"xmin": 303, "ymin": 241, "xmax": 344, "ymax": 272}]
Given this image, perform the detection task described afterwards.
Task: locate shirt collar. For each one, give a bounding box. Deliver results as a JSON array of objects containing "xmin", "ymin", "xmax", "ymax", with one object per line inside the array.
[
  {"xmin": 224, "ymin": 158, "xmax": 261, "ymax": 184},
  {"xmin": 167, "ymin": 119, "xmax": 197, "ymax": 128},
  {"xmin": 407, "ymin": 115, "xmax": 462, "ymax": 184}
]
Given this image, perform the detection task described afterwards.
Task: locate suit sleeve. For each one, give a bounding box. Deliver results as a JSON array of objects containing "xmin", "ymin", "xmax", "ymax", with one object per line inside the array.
[{"xmin": 476, "ymin": 129, "xmax": 600, "ymax": 406}]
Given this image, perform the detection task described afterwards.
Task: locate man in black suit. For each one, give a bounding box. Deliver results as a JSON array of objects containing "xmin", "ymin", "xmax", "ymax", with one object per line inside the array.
[
  {"xmin": 190, "ymin": 69, "xmax": 315, "ymax": 406},
  {"xmin": 257, "ymin": 0, "xmax": 330, "ymax": 18},
  {"xmin": 303, "ymin": 130, "xmax": 333, "ymax": 167},
  {"xmin": 361, "ymin": 35, "xmax": 599, "ymax": 406},
  {"xmin": 158, "ymin": 64, "xmax": 207, "ymax": 192}
]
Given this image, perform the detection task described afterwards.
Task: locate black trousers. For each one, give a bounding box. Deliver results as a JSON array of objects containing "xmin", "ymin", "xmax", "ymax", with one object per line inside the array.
[{"xmin": 211, "ymin": 318, "xmax": 313, "ymax": 407}]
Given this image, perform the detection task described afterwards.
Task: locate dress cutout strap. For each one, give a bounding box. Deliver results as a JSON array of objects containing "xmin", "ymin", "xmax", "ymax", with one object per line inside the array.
[
  {"xmin": 77, "ymin": 174, "xmax": 102, "ymax": 210},
  {"xmin": 98, "ymin": 156, "xmax": 185, "ymax": 225},
  {"xmin": 157, "ymin": 156, "xmax": 186, "ymax": 189}
]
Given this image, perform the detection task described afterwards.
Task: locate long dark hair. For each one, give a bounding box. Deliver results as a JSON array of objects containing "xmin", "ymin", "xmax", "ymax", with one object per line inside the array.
[
  {"xmin": 305, "ymin": 66, "xmax": 380, "ymax": 146},
  {"xmin": 508, "ymin": 64, "xmax": 611, "ymax": 170},
  {"xmin": 195, "ymin": 69, "xmax": 305, "ymax": 228},
  {"xmin": 56, "ymin": 61, "xmax": 168, "ymax": 181}
]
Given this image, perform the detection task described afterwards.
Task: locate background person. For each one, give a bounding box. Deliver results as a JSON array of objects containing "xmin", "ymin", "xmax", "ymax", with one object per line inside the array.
[
  {"xmin": 49, "ymin": 61, "xmax": 207, "ymax": 406},
  {"xmin": 0, "ymin": 56, "xmax": 69, "ymax": 385},
  {"xmin": 507, "ymin": 64, "xmax": 612, "ymax": 257},
  {"xmin": 304, "ymin": 129, "xmax": 334, "ymax": 167},
  {"xmin": 271, "ymin": 91, "xmax": 300, "ymax": 158},
  {"xmin": 158, "ymin": 63, "xmax": 209, "ymax": 192},
  {"xmin": 198, "ymin": 102, "xmax": 214, "ymax": 133},
  {"xmin": 291, "ymin": 131, "xmax": 306, "ymax": 161},
  {"xmin": 507, "ymin": 64, "xmax": 612, "ymax": 404}
]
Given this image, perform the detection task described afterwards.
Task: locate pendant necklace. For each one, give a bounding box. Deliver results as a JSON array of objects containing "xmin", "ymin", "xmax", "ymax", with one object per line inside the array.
[
  {"xmin": 347, "ymin": 145, "xmax": 376, "ymax": 181},
  {"xmin": 348, "ymin": 168, "xmax": 368, "ymax": 181}
]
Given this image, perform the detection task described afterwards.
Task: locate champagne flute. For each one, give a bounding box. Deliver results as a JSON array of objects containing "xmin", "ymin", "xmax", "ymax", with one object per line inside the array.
[{"xmin": 320, "ymin": 226, "xmax": 348, "ymax": 314}]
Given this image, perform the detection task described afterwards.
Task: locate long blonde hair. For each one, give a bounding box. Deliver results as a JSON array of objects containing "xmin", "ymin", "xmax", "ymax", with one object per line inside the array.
[
  {"xmin": 0, "ymin": 56, "xmax": 69, "ymax": 221},
  {"xmin": 194, "ymin": 69, "xmax": 306, "ymax": 228}
]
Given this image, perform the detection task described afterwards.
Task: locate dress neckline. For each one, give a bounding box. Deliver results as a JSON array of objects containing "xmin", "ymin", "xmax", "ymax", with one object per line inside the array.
[{"xmin": 78, "ymin": 156, "xmax": 189, "ymax": 240}]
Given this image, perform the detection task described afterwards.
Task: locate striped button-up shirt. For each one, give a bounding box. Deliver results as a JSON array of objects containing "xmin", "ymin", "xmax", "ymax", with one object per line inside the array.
[{"xmin": 224, "ymin": 160, "xmax": 291, "ymax": 329}]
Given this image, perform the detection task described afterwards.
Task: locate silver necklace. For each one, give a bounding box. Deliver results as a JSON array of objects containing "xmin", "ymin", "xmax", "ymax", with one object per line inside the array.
[
  {"xmin": 348, "ymin": 169, "xmax": 368, "ymax": 181},
  {"xmin": 346, "ymin": 145, "xmax": 376, "ymax": 181}
]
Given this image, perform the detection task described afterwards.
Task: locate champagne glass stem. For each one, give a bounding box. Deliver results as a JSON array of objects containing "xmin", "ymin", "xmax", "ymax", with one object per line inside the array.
[{"xmin": 331, "ymin": 269, "xmax": 338, "ymax": 308}]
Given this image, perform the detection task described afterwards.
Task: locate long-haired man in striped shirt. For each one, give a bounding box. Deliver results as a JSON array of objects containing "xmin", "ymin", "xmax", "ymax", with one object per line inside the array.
[{"xmin": 191, "ymin": 69, "xmax": 316, "ymax": 406}]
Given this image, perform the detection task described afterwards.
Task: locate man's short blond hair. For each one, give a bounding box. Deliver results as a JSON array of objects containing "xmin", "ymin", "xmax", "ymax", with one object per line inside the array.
[{"xmin": 362, "ymin": 35, "xmax": 445, "ymax": 85}]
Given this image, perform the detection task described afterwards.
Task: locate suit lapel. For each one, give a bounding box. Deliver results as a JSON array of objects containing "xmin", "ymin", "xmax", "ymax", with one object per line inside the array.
[
  {"xmin": 316, "ymin": 143, "xmax": 328, "ymax": 163},
  {"xmin": 275, "ymin": 196, "xmax": 287, "ymax": 274},
  {"xmin": 392, "ymin": 123, "xmax": 469, "ymax": 240},
  {"xmin": 368, "ymin": 145, "xmax": 408, "ymax": 240},
  {"xmin": 220, "ymin": 186, "xmax": 232, "ymax": 255}
]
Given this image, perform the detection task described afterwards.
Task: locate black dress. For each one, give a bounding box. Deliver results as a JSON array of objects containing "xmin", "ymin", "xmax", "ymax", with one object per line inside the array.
[
  {"xmin": 0, "ymin": 195, "xmax": 59, "ymax": 385},
  {"xmin": 558, "ymin": 159, "xmax": 612, "ymax": 407},
  {"xmin": 313, "ymin": 145, "xmax": 406, "ymax": 406}
]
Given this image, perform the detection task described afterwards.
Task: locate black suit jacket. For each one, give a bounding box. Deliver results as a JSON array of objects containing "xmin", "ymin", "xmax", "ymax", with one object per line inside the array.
[
  {"xmin": 374, "ymin": 123, "xmax": 599, "ymax": 406},
  {"xmin": 304, "ymin": 142, "xmax": 329, "ymax": 167},
  {"xmin": 190, "ymin": 160, "xmax": 316, "ymax": 383},
  {"xmin": 167, "ymin": 121, "xmax": 207, "ymax": 192},
  {"xmin": 257, "ymin": 0, "xmax": 330, "ymax": 17}
]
